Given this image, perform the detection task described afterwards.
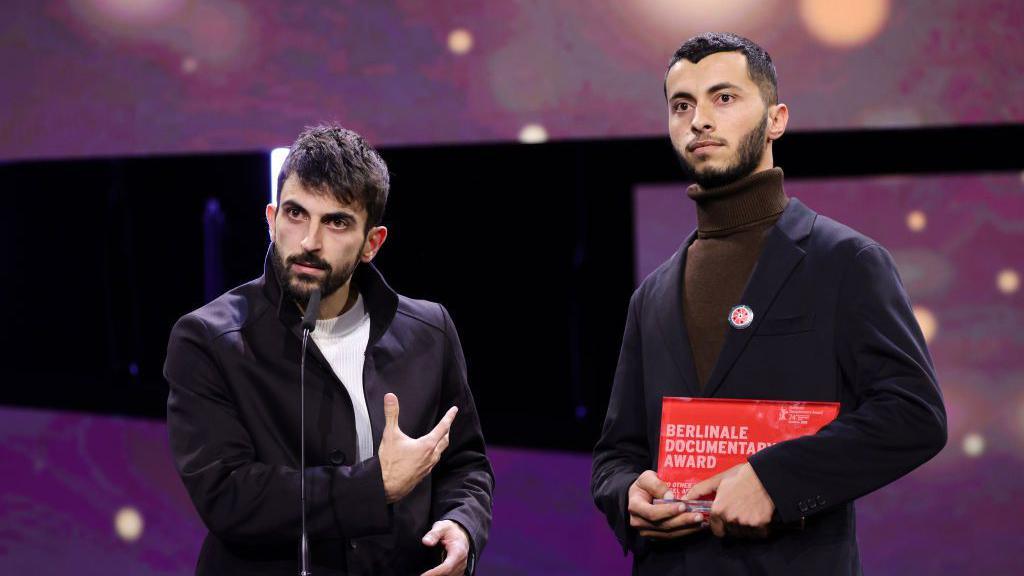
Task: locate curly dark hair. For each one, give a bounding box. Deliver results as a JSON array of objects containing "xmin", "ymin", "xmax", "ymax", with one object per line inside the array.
[{"xmin": 277, "ymin": 124, "xmax": 390, "ymax": 231}]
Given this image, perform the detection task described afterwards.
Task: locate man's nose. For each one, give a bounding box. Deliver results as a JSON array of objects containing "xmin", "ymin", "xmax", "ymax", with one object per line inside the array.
[
  {"xmin": 300, "ymin": 221, "xmax": 322, "ymax": 252},
  {"xmin": 690, "ymin": 101, "xmax": 714, "ymax": 134}
]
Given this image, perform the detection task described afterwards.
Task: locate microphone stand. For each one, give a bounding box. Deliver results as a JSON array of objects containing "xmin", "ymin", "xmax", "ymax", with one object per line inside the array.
[{"xmin": 299, "ymin": 288, "xmax": 321, "ymax": 576}]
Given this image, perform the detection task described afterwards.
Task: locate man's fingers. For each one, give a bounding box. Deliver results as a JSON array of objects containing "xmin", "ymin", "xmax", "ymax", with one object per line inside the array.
[
  {"xmin": 629, "ymin": 511, "xmax": 702, "ymax": 530},
  {"xmin": 419, "ymin": 531, "xmax": 468, "ymax": 576},
  {"xmin": 384, "ymin": 393, "xmax": 400, "ymax": 432},
  {"xmin": 432, "ymin": 432, "xmax": 451, "ymax": 459},
  {"xmin": 635, "ymin": 470, "xmax": 670, "ymax": 499},
  {"xmin": 656, "ymin": 512, "xmax": 706, "ymax": 531},
  {"xmin": 683, "ymin": 475, "xmax": 722, "ymax": 501},
  {"xmin": 426, "ymin": 406, "xmax": 458, "ymax": 442},
  {"xmin": 421, "ymin": 526, "xmax": 443, "ymax": 546},
  {"xmin": 629, "ymin": 496, "xmax": 687, "ymax": 524},
  {"xmin": 709, "ymin": 513, "xmax": 727, "ymax": 538}
]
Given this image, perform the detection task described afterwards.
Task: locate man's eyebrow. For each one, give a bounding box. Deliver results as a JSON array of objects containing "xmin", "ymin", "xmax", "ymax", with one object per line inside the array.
[
  {"xmin": 280, "ymin": 199, "xmax": 307, "ymax": 213},
  {"xmin": 707, "ymin": 82, "xmax": 744, "ymax": 94},
  {"xmin": 669, "ymin": 82, "xmax": 745, "ymax": 102},
  {"xmin": 281, "ymin": 200, "xmax": 356, "ymax": 221},
  {"xmin": 321, "ymin": 210, "xmax": 356, "ymax": 222}
]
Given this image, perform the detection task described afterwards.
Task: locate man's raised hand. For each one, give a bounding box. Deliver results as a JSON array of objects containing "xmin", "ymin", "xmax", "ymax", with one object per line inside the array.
[{"xmin": 379, "ymin": 393, "xmax": 458, "ymax": 503}]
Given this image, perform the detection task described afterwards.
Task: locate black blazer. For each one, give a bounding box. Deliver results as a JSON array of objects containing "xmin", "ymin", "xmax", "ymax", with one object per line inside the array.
[
  {"xmin": 165, "ymin": 249, "xmax": 493, "ymax": 575},
  {"xmin": 592, "ymin": 198, "xmax": 946, "ymax": 575}
]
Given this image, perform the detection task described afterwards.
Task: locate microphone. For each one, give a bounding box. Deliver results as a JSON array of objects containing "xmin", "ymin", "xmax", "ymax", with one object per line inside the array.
[
  {"xmin": 301, "ymin": 288, "xmax": 322, "ymax": 333},
  {"xmin": 299, "ymin": 287, "xmax": 320, "ymax": 576}
]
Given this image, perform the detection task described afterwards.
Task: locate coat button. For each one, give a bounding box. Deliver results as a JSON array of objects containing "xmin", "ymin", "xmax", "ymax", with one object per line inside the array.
[{"xmin": 329, "ymin": 449, "xmax": 347, "ymax": 465}]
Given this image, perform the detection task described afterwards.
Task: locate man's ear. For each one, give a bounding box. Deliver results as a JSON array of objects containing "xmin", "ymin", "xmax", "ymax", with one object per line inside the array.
[
  {"xmin": 361, "ymin": 225, "xmax": 388, "ymax": 263},
  {"xmin": 767, "ymin": 103, "xmax": 789, "ymax": 142},
  {"xmin": 266, "ymin": 203, "xmax": 276, "ymax": 242}
]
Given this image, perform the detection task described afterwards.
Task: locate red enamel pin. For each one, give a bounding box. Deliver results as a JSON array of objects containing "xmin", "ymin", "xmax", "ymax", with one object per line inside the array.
[{"xmin": 728, "ymin": 305, "xmax": 754, "ymax": 329}]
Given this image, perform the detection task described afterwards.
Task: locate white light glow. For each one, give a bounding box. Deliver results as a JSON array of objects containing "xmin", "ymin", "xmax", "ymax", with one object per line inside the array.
[
  {"xmin": 962, "ymin": 432, "xmax": 985, "ymax": 458},
  {"xmin": 270, "ymin": 147, "xmax": 289, "ymax": 205},
  {"xmin": 518, "ymin": 123, "xmax": 548, "ymax": 144}
]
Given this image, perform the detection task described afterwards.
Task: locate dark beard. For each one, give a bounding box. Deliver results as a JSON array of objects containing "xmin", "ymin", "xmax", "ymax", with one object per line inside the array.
[
  {"xmin": 271, "ymin": 245, "xmax": 359, "ymax": 305},
  {"xmin": 678, "ymin": 111, "xmax": 768, "ymax": 189}
]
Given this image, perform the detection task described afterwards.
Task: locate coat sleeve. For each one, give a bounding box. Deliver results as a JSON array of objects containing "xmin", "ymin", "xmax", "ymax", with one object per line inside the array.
[
  {"xmin": 748, "ymin": 243, "xmax": 948, "ymax": 523},
  {"xmin": 429, "ymin": 305, "xmax": 494, "ymax": 570},
  {"xmin": 591, "ymin": 289, "xmax": 648, "ymax": 553},
  {"xmin": 165, "ymin": 314, "xmax": 391, "ymax": 543}
]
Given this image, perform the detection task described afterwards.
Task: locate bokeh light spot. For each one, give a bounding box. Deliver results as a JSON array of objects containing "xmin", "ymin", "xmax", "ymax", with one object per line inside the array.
[
  {"xmin": 997, "ymin": 269, "xmax": 1020, "ymax": 295},
  {"xmin": 448, "ymin": 29, "xmax": 473, "ymax": 55},
  {"xmin": 114, "ymin": 506, "xmax": 144, "ymax": 542},
  {"xmin": 906, "ymin": 210, "xmax": 927, "ymax": 232},
  {"xmin": 181, "ymin": 57, "xmax": 198, "ymax": 74},
  {"xmin": 913, "ymin": 306, "xmax": 938, "ymax": 344},
  {"xmin": 518, "ymin": 123, "xmax": 548, "ymax": 144},
  {"xmin": 962, "ymin": 432, "xmax": 985, "ymax": 458},
  {"xmin": 799, "ymin": 0, "xmax": 890, "ymax": 48}
]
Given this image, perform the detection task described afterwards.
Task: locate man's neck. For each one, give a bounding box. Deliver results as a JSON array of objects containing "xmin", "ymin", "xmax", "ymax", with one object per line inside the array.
[{"xmin": 687, "ymin": 167, "xmax": 788, "ymax": 238}]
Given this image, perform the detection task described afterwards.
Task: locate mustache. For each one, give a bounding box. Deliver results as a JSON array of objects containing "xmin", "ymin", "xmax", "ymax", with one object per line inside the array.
[
  {"xmin": 687, "ymin": 137, "xmax": 726, "ymax": 152},
  {"xmin": 286, "ymin": 253, "xmax": 331, "ymax": 272}
]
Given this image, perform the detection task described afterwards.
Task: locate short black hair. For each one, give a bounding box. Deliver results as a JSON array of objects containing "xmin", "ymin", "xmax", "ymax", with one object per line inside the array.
[
  {"xmin": 277, "ymin": 124, "xmax": 390, "ymax": 230},
  {"xmin": 664, "ymin": 32, "xmax": 778, "ymax": 105}
]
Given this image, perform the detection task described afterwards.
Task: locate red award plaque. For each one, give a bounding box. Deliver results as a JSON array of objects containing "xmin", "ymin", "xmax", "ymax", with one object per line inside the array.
[{"xmin": 657, "ymin": 397, "xmax": 840, "ymax": 498}]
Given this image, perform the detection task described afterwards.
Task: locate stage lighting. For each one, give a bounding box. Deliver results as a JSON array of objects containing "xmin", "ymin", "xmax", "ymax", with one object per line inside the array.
[{"xmin": 270, "ymin": 147, "xmax": 289, "ymax": 205}]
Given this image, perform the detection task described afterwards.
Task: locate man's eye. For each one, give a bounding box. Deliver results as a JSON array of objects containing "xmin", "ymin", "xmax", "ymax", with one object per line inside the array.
[
  {"xmin": 674, "ymin": 102, "xmax": 691, "ymax": 112},
  {"xmin": 287, "ymin": 208, "xmax": 303, "ymax": 219},
  {"xmin": 327, "ymin": 218, "xmax": 348, "ymax": 229},
  {"xmin": 719, "ymin": 94, "xmax": 733, "ymax": 103}
]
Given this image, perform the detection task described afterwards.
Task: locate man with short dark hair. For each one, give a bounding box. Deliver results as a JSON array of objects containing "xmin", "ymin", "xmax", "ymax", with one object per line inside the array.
[
  {"xmin": 166, "ymin": 125, "xmax": 493, "ymax": 575},
  {"xmin": 592, "ymin": 33, "xmax": 946, "ymax": 574}
]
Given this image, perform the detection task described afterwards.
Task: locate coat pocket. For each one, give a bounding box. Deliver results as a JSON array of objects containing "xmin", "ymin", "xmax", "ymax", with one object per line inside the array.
[{"xmin": 755, "ymin": 313, "xmax": 815, "ymax": 335}]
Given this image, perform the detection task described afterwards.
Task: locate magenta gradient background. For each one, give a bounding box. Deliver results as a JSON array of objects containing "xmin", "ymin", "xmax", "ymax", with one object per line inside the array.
[{"xmin": 3, "ymin": 0, "xmax": 1023, "ymax": 161}]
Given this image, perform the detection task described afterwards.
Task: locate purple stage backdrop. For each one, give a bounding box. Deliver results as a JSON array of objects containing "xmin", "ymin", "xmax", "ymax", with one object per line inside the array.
[
  {"xmin": 0, "ymin": 406, "xmax": 631, "ymax": 575},
  {"xmin": 3, "ymin": 0, "xmax": 1023, "ymax": 161}
]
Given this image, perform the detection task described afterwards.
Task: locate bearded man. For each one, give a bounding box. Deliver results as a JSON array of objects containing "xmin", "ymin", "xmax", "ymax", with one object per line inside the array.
[
  {"xmin": 591, "ymin": 33, "xmax": 946, "ymax": 575},
  {"xmin": 165, "ymin": 125, "xmax": 492, "ymax": 575}
]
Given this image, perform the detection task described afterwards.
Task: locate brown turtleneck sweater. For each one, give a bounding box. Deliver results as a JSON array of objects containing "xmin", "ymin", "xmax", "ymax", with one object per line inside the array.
[{"xmin": 684, "ymin": 167, "xmax": 789, "ymax": 389}]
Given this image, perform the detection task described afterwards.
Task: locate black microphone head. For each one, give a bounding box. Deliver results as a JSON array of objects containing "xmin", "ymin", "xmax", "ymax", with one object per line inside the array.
[{"xmin": 301, "ymin": 288, "xmax": 322, "ymax": 333}]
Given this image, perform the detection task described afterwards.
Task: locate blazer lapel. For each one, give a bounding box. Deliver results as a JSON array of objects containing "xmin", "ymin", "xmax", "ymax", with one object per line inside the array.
[
  {"xmin": 652, "ymin": 230, "xmax": 701, "ymax": 396},
  {"xmin": 702, "ymin": 198, "xmax": 816, "ymax": 397}
]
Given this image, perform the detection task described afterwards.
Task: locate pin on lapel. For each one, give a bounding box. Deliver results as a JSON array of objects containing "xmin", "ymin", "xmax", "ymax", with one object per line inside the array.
[{"xmin": 728, "ymin": 305, "xmax": 754, "ymax": 329}]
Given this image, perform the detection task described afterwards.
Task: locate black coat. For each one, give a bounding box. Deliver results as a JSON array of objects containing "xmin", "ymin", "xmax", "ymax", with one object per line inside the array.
[
  {"xmin": 165, "ymin": 248, "xmax": 493, "ymax": 575},
  {"xmin": 592, "ymin": 198, "xmax": 946, "ymax": 575}
]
